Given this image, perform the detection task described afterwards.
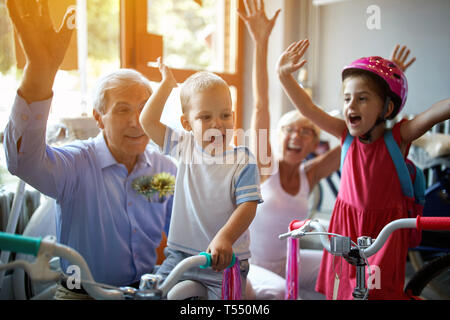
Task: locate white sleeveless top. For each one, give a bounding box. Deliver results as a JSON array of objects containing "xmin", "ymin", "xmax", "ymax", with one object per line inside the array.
[{"xmin": 249, "ymin": 160, "xmax": 310, "ymax": 269}]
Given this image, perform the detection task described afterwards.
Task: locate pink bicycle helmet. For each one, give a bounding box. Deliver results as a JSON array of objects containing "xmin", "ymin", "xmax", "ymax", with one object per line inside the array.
[{"xmin": 342, "ymin": 56, "xmax": 408, "ymax": 118}]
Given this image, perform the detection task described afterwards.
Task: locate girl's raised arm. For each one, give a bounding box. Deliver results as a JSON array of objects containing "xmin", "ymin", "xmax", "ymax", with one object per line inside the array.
[
  {"xmin": 400, "ymin": 98, "xmax": 450, "ymax": 144},
  {"xmin": 277, "ymin": 40, "xmax": 346, "ymax": 139}
]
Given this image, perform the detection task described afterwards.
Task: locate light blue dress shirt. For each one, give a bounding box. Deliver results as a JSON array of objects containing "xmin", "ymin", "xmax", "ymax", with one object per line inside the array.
[{"xmin": 4, "ymin": 94, "xmax": 176, "ymax": 286}]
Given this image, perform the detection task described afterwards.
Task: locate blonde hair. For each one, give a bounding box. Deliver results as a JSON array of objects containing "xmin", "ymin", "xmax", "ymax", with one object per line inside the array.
[
  {"xmin": 180, "ymin": 71, "xmax": 230, "ymax": 114},
  {"xmin": 92, "ymin": 69, "xmax": 152, "ymax": 114}
]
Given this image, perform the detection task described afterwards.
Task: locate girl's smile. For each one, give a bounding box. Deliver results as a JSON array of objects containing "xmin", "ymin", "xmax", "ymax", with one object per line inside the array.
[{"xmin": 343, "ymin": 77, "xmax": 389, "ymax": 140}]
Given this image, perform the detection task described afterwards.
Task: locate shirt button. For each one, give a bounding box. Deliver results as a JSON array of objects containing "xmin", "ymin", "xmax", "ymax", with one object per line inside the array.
[
  {"xmin": 35, "ymin": 114, "xmax": 43, "ymax": 120},
  {"xmin": 128, "ymin": 201, "xmax": 132, "ymax": 206},
  {"xmin": 21, "ymin": 114, "xmax": 29, "ymax": 121},
  {"xmin": 133, "ymin": 229, "xmax": 137, "ymax": 233}
]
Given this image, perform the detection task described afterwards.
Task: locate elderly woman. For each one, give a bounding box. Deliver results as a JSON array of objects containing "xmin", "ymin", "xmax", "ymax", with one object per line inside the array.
[{"xmin": 238, "ymin": 1, "xmax": 340, "ymax": 300}]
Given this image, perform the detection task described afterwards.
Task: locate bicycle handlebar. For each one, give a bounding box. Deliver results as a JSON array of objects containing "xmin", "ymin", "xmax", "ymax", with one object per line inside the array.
[
  {"xmin": 417, "ymin": 216, "xmax": 450, "ymax": 231},
  {"xmin": 0, "ymin": 231, "xmax": 237, "ymax": 300},
  {"xmin": 159, "ymin": 252, "xmax": 236, "ymax": 297},
  {"xmin": 0, "ymin": 232, "xmax": 42, "ymax": 256},
  {"xmin": 280, "ymin": 216, "xmax": 450, "ymax": 258}
]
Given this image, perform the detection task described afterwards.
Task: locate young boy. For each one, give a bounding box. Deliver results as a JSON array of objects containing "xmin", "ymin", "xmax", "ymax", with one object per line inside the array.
[{"xmin": 139, "ymin": 58, "xmax": 262, "ymax": 299}]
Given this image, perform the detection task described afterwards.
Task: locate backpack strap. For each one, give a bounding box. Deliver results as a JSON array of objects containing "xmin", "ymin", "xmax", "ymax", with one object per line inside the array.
[
  {"xmin": 383, "ymin": 130, "xmax": 414, "ymax": 198},
  {"xmin": 340, "ymin": 130, "xmax": 416, "ymax": 199},
  {"xmin": 340, "ymin": 133, "xmax": 354, "ymax": 172},
  {"xmin": 407, "ymin": 160, "xmax": 426, "ymax": 205}
]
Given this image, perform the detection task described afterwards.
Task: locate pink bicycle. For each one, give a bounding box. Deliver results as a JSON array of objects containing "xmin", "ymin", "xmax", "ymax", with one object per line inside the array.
[{"xmin": 279, "ymin": 216, "xmax": 450, "ymax": 300}]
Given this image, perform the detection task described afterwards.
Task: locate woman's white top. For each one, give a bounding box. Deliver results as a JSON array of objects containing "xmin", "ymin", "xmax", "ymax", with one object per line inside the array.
[{"xmin": 249, "ymin": 160, "xmax": 309, "ymax": 267}]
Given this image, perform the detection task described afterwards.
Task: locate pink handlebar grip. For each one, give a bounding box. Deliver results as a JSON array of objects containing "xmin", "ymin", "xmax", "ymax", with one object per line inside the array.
[
  {"xmin": 289, "ymin": 219, "xmax": 310, "ymax": 231},
  {"xmin": 417, "ymin": 216, "xmax": 450, "ymax": 231}
]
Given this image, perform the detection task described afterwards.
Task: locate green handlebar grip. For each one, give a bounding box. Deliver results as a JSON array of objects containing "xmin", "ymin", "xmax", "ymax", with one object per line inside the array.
[
  {"xmin": 0, "ymin": 232, "xmax": 42, "ymax": 256},
  {"xmin": 199, "ymin": 252, "xmax": 236, "ymax": 269}
]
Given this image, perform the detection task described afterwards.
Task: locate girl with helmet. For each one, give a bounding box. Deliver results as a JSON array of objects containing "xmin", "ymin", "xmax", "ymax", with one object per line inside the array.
[{"xmin": 277, "ymin": 39, "xmax": 450, "ymax": 299}]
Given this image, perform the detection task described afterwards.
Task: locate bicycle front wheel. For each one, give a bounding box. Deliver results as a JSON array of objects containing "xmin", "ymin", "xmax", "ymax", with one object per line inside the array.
[{"xmin": 405, "ymin": 253, "xmax": 450, "ymax": 300}]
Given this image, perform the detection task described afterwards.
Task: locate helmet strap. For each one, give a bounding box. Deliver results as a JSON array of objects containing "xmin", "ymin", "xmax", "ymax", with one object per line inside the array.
[{"xmin": 358, "ymin": 97, "xmax": 391, "ymax": 143}]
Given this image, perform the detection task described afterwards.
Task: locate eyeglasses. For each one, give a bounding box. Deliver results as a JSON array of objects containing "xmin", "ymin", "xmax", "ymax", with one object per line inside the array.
[{"xmin": 282, "ymin": 126, "xmax": 316, "ymax": 138}]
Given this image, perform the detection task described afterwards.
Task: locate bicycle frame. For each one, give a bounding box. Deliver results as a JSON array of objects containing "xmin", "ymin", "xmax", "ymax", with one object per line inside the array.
[{"xmin": 279, "ymin": 216, "xmax": 450, "ymax": 299}]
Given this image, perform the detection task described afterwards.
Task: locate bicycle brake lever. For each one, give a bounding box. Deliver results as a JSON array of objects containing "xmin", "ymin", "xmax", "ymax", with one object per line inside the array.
[
  {"xmin": 279, "ymin": 219, "xmax": 315, "ymax": 240},
  {"xmin": 278, "ymin": 228, "xmax": 307, "ymax": 240},
  {"xmin": 27, "ymin": 235, "xmax": 60, "ymax": 282}
]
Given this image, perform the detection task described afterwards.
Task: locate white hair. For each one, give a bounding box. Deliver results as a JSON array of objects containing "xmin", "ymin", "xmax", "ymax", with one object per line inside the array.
[
  {"xmin": 180, "ymin": 71, "xmax": 230, "ymax": 114},
  {"xmin": 273, "ymin": 109, "xmax": 321, "ymax": 157},
  {"xmin": 92, "ymin": 68, "xmax": 152, "ymax": 114},
  {"xmin": 276, "ymin": 109, "xmax": 321, "ymax": 137}
]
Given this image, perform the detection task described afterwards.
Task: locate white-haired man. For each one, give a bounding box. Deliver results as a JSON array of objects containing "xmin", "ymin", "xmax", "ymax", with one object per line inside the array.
[{"xmin": 3, "ymin": 0, "xmax": 176, "ymax": 299}]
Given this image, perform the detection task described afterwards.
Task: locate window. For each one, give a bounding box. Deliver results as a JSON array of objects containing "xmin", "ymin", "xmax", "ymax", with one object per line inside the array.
[
  {"xmin": 0, "ymin": 0, "xmax": 120, "ymax": 187},
  {"xmin": 146, "ymin": 0, "xmax": 238, "ymax": 73},
  {"xmin": 121, "ymin": 0, "xmax": 245, "ymax": 129}
]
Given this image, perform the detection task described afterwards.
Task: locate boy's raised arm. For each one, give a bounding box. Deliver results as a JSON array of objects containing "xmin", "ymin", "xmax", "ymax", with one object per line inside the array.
[{"xmin": 139, "ymin": 58, "xmax": 177, "ymax": 148}]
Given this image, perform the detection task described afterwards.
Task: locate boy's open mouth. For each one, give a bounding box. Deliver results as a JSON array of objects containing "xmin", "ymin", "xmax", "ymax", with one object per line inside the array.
[{"xmin": 209, "ymin": 134, "xmax": 225, "ymax": 145}]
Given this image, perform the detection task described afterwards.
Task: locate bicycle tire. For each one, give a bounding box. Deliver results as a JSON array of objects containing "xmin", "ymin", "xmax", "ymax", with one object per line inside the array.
[{"xmin": 405, "ymin": 253, "xmax": 450, "ymax": 299}]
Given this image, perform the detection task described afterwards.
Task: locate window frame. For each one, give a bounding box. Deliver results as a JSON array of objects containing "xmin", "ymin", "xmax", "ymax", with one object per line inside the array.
[{"xmin": 119, "ymin": 0, "xmax": 245, "ymax": 129}]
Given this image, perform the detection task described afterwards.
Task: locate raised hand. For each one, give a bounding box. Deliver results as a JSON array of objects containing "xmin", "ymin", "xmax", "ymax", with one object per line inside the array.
[
  {"xmin": 277, "ymin": 39, "xmax": 310, "ymax": 78},
  {"xmin": 390, "ymin": 44, "xmax": 416, "ymax": 72},
  {"xmin": 7, "ymin": 0, "xmax": 75, "ymax": 74},
  {"xmin": 6, "ymin": 0, "xmax": 76, "ymax": 102},
  {"xmin": 156, "ymin": 57, "xmax": 177, "ymax": 88},
  {"xmin": 238, "ymin": 0, "xmax": 280, "ymax": 45}
]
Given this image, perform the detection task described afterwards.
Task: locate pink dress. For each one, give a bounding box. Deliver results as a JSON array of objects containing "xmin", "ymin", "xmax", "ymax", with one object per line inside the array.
[{"xmin": 316, "ymin": 121, "xmax": 411, "ymax": 300}]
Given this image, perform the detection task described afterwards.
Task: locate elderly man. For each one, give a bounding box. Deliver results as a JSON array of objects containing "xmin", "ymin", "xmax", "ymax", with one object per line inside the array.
[{"xmin": 3, "ymin": 0, "xmax": 176, "ymax": 299}]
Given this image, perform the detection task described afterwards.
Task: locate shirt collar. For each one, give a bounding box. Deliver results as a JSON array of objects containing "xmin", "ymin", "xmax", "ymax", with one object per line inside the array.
[{"xmin": 93, "ymin": 132, "xmax": 153, "ymax": 170}]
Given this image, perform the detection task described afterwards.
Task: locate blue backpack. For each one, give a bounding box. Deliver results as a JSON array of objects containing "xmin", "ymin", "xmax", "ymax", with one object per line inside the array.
[{"xmin": 340, "ymin": 130, "xmax": 426, "ymax": 247}]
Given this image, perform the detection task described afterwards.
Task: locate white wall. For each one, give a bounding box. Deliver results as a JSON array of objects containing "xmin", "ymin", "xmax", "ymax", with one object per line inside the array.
[
  {"xmin": 315, "ymin": 0, "xmax": 450, "ymax": 117},
  {"xmin": 240, "ymin": 0, "xmax": 450, "ymax": 213},
  {"xmin": 241, "ymin": 0, "xmax": 450, "ymax": 131}
]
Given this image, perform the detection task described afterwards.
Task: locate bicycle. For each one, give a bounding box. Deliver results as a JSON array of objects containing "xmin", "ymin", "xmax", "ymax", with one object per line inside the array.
[
  {"xmin": 279, "ymin": 216, "xmax": 450, "ymax": 300},
  {"xmin": 406, "ymin": 133, "xmax": 450, "ymax": 299},
  {"xmin": 0, "ymin": 231, "xmax": 240, "ymax": 300},
  {"xmin": 302, "ymin": 131, "xmax": 450, "ymax": 299}
]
